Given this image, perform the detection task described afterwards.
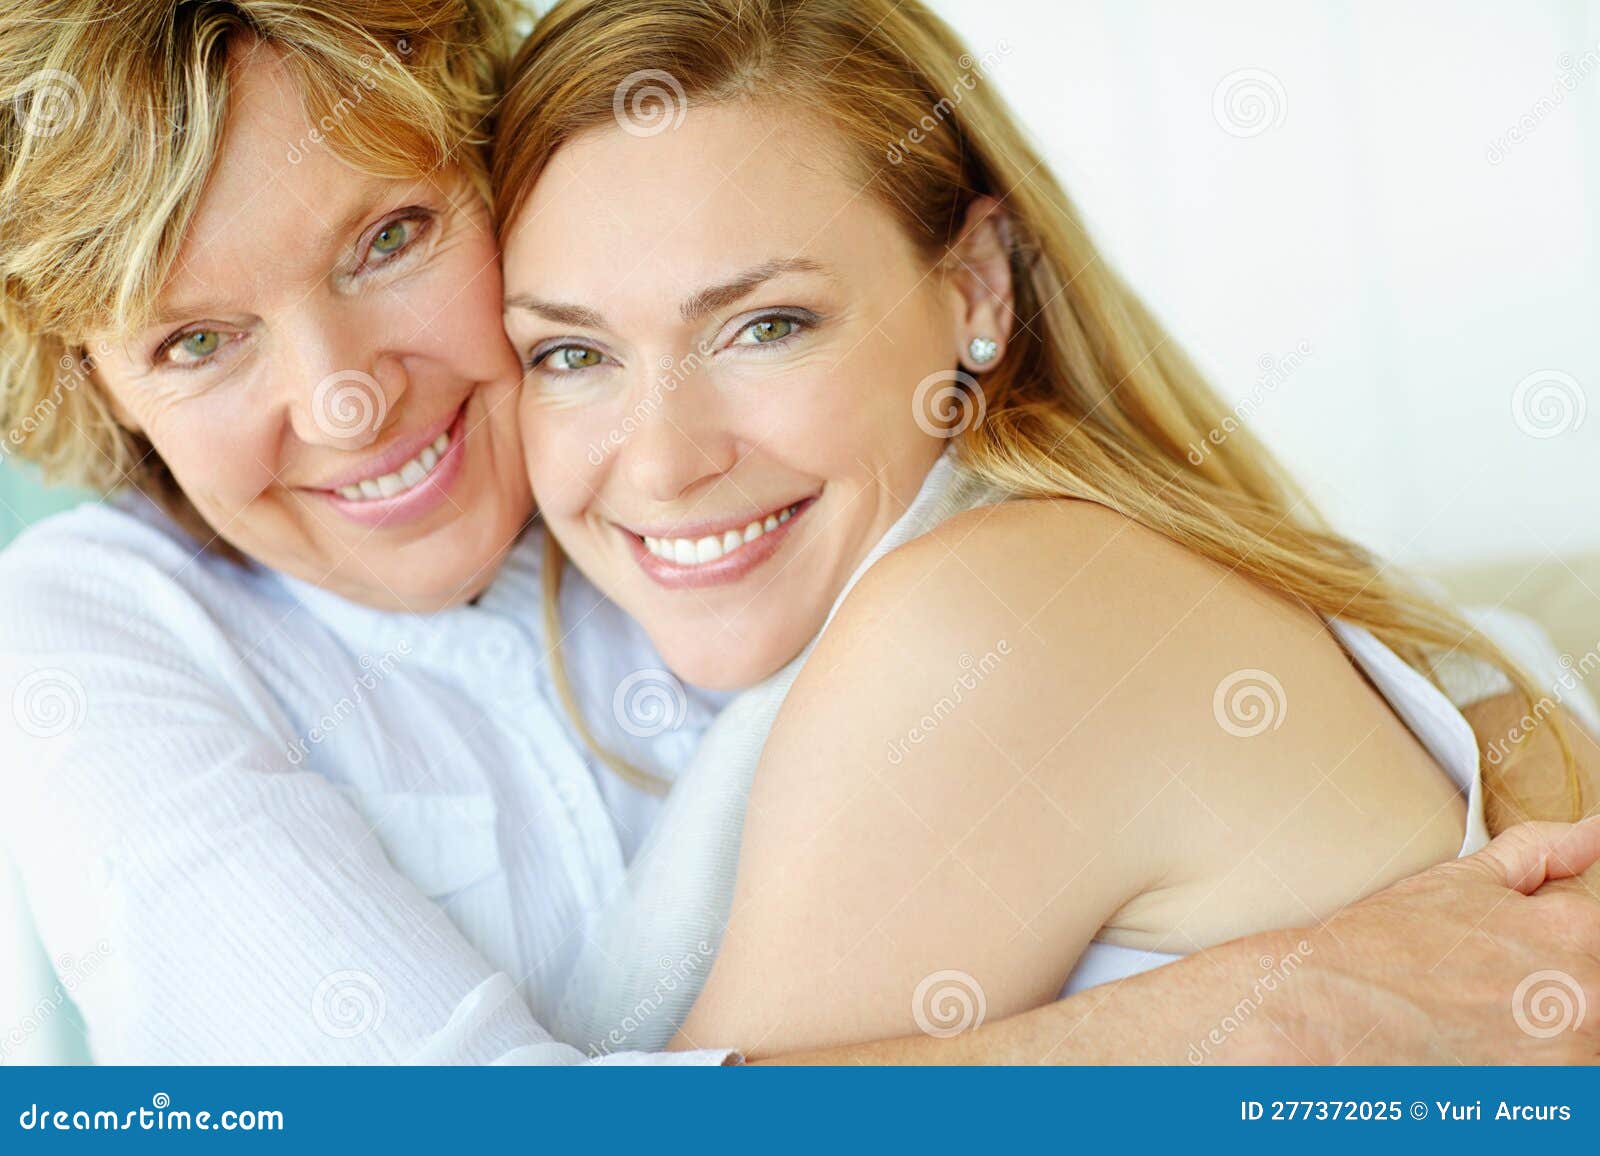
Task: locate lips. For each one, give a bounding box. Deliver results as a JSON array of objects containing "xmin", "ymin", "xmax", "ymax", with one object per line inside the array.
[
  {"xmin": 640, "ymin": 499, "xmax": 804, "ymax": 565},
  {"xmin": 314, "ymin": 402, "xmax": 461, "ymax": 493},
  {"xmin": 330, "ymin": 429, "xmax": 450, "ymax": 503},
  {"xmin": 622, "ymin": 495, "xmax": 817, "ymax": 590},
  {"xmin": 315, "ymin": 402, "xmax": 469, "ymax": 529}
]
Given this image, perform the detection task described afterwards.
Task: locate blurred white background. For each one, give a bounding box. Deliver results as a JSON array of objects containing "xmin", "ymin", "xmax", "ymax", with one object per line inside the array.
[{"xmin": 929, "ymin": 0, "xmax": 1599, "ymax": 567}]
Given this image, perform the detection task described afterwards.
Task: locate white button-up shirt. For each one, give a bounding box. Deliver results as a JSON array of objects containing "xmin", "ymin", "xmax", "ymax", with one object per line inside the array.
[{"xmin": 0, "ymin": 493, "xmax": 730, "ymax": 1065}]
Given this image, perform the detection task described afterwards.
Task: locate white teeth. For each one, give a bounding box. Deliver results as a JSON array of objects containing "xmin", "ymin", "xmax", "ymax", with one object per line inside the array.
[
  {"xmin": 333, "ymin": 429, "xmax": 452, "ymax": 502},
  {"xmin": 642, "ymin": 503, "xmax": 804, "ymax": 567}
]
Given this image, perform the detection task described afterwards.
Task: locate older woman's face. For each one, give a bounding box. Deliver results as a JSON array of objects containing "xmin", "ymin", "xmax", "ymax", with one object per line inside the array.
[
  {"xmin": 86, "ymin": 46, "xmax": 529, "ymax": 611},
  {"xmin": 504, "ymin": 102, "xmax": 983, "ymax": 690}
]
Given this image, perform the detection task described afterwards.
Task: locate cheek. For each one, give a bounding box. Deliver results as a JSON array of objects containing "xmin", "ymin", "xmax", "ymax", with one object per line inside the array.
[
  {"xmin": 522, "ymin": 400, "xmax": 604, "ymax": 520},
  {"xmin": 750, "ymin": 354, "xmax": 931, "ymax": 471},
  {"xmin": 418, "ymin": 238, "xmax": 519, "ymax": 380},
  {"xmin": 143, "ymin": 394, "xmax": 286, "ymax": 504}
]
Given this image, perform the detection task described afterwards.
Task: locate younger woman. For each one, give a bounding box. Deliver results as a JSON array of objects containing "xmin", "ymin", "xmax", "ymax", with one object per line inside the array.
[{"xmin": 494, "ymin": 0, "xmax": 1594, "ymax": 1057}]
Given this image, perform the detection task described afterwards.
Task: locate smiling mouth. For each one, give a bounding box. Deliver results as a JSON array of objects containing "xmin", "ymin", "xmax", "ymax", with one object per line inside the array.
[
  {"xmin": 633, "ymin": 499, "xmax": 810, "ymax": 568},
  {"xmin": 330, "ymin": 429, "xmax": 452, "ymax": 502}
]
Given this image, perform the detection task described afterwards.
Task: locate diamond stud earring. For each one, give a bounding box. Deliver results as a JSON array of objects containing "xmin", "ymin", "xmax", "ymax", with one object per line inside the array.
[{"xmin": 968, "ymin": 336, "xmax": 999, "ymax": 366}]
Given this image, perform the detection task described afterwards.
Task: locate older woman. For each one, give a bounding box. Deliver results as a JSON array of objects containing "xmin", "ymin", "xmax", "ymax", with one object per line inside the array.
[{"xmin": 0, "ymin": 0, "xmax": 1595, "ymax": 1065}]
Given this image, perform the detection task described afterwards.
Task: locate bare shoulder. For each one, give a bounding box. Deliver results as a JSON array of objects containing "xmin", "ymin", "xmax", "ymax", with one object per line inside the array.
[
  {"xmin": 686, "ymin": 497, "xmax": 1471, "ymax": 1054},
  {"xmin": 797, "ymin": 496, "xmax": 1469, "ymax": 951},
  {"xmin": 812, "ymin": 497, "xmax": 1314, "ymax": 692}
]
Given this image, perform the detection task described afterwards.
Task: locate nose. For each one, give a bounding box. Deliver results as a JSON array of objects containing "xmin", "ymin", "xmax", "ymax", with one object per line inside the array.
[
  {"xmin": 615, "ymin": 367, "xmax": 739, "ymax": 505},
  {"xmin": 280, "ymin": 303, "xmax": 409, "ymax": 450}
]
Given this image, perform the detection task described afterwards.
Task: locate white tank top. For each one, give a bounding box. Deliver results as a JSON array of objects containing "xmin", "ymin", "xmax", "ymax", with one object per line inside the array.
[{"xmin": 1060, "ymin": 617, "xmax": 1490, "ymax": 994}]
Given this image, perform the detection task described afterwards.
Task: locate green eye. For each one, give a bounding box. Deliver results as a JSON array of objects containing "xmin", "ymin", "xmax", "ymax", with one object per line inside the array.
[
  {"xmin": 371, "ymin": 220, "xmax": 410, "ymax": 256},
  {"xmin": 544, "ymin": 346, "xmax": 603, "ymax": 371},
  {"xmin": 174, "ymin": 330, "xmax": 222, "ymax": 361},
  {"xmin": 745, "ymin": 317, "xmax": 795, "ymax": 344}
]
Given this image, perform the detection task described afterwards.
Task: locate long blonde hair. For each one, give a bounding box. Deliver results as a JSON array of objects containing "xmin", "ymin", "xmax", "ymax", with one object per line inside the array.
[
  {"xmin": 0, "ymin": 0, "xmax": 523, "ymax": 535},
  {"xmin": 495, "ymin": 0, "xmax": 1577, "ymax": 815}
]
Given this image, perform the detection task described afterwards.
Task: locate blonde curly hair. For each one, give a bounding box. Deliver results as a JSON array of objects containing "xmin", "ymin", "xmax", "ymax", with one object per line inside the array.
[{"xmin": 0, "ymin": 0, "xmax": 523, "ymax": 530}]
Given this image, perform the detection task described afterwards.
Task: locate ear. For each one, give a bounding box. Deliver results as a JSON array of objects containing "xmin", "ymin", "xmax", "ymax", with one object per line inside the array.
[{"xmin": 943, "ymin": 196, "xmax": 1015, "ymax": 374}]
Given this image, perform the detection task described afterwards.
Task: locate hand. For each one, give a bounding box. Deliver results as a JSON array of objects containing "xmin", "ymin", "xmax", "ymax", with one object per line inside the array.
[{"xmin": 1243, "ymin": 818, "xmax": 1600, "ymax": 1063}]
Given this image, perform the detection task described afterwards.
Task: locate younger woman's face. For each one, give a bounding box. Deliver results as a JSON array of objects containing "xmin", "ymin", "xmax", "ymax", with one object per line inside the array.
[{"xmin": 504, "ymin": 101, "xmax": 1000, "ymax": 689}]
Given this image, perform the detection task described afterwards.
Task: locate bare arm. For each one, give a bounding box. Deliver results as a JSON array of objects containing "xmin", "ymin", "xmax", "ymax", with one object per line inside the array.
[
  {"xmin": 753, "ymin": 708, "xmax": 1600, "ymax": 1066},
  {"xmin": 762, "ymin": 819, "xmax": 1600, "ymax": 1064},
  {"xmin": 752, "ymin": 699, "xmax": 1600, "ymax": 1066}
]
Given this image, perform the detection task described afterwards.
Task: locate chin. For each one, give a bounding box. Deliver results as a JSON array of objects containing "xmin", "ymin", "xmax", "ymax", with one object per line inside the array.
[
  {"xmin": 655, "ymin": 619, "xmax": 817, "ymax": 692},
  {"xmin": 400, "ymin": 516, "xmax": 525, "ymax": 611},
  {"xmin": 401, "ymin": 569, "xmax": 494, "ymax": 612}
]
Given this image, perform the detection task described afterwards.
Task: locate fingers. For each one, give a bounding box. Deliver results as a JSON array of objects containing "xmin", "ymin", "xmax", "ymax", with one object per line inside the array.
[{"xmin": 1453, "ymin": 816, "xmax": 1600, "ymax": 894}]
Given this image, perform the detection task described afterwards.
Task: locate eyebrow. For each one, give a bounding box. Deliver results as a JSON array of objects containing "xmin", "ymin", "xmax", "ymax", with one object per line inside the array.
[
  {"xmin": 146, "ymin": 176, "xmax": 411, "ymax": 328},
  {"xmin": 504, "ymin": 256, "xmax": 830, "ymax": 329}
]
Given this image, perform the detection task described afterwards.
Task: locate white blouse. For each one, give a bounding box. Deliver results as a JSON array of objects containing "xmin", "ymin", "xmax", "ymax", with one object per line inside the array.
[{"xmin": 0, "ymin": 493, "xmax": 728, "ymax": 1065}]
